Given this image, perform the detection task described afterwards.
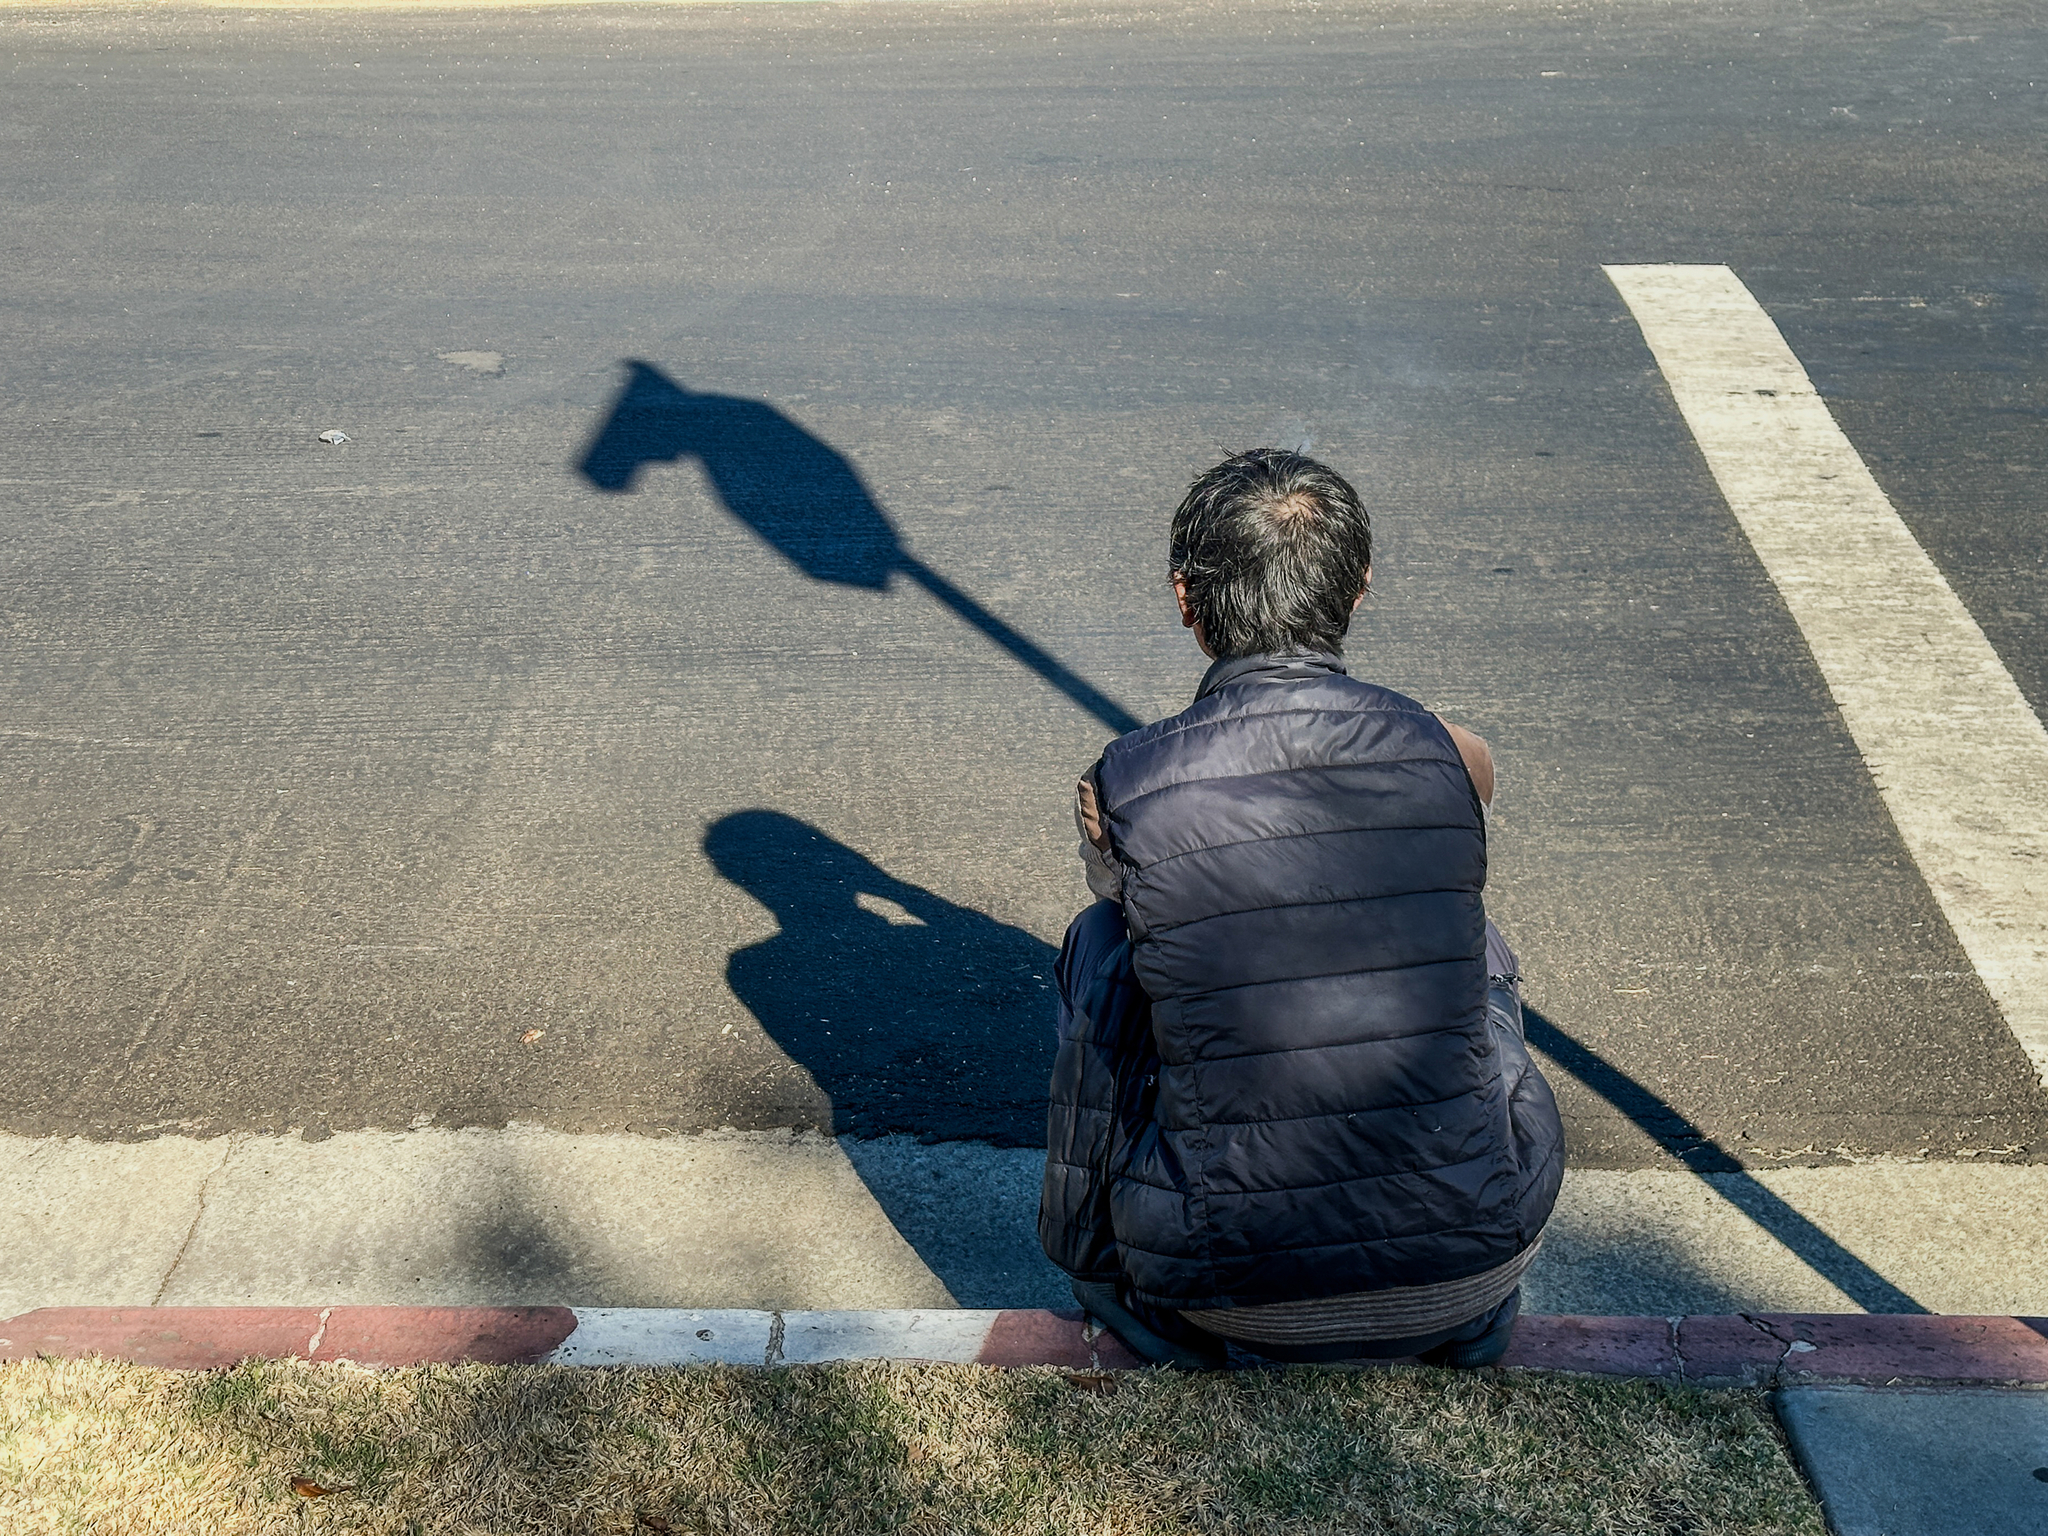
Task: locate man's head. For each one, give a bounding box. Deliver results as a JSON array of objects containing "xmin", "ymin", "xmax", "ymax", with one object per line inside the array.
[{"xmin": 1168, "ymin": 449, "xmax": 1373, "ymax": 659}]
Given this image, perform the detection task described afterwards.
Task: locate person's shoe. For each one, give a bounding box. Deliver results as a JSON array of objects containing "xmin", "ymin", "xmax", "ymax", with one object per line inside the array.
[
  {"xmin": 1413, "ymin": 1288, "xmax": 1521, "ymax": 1370},
  {"xmin": 1070, "ymin": 1280, "xmax": 1228, "ymax": 1371}
]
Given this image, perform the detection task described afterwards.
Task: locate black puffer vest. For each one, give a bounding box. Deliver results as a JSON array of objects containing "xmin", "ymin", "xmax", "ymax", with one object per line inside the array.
[{"xmin": 1083, "ymin": 651, "xmax": 1560, "ymax": 1311}]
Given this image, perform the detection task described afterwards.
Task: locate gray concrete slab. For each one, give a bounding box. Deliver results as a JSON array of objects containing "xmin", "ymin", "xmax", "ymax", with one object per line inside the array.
[
  {"xmin": 1529, "ymin": 1165, "xmax": 2048, "ymax": 1319},
  {"xmin": 6, "ymin": 1128, "xmax": 2048, "ymax": 1318},
  {"xmin": 839, "ymin": 1133, "xmax": 1063, "ymax": 1307},
  {"xmin": 1776, "ymin": 1387, "xmax": 2048, "ymax": 1536},
  {"xmin": 0, "ymin": 1133, "xmax": 230, "ymax": 1313},
  {"xmin": 112, "ymin": 1126, "xmax": 948, "ymax": 1313}
]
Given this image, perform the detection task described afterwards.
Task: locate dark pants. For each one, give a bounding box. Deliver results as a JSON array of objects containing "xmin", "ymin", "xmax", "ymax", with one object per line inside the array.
[{"xmin": 1058, "ymin": 901, "xmax": 1532, "ymax": 1367}]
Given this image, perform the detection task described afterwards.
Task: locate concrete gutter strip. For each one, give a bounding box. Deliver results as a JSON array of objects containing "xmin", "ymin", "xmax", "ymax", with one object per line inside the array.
[{"xmin": 6, "ymin": 1307, "xmax": 2048, "ymax": 1385}]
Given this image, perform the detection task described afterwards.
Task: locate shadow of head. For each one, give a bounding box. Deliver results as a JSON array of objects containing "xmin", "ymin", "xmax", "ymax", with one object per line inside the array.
[
  {"xmin": 453, "ymin": 1169, "xmax": 587, "ymax": 1304},
  {"xmin": 704, "ymin": 810, "xmax": 1056, "ymax": 1145},
  {"xmin": 576, "ymin": 361, "xmax": 902, "ymax": 590}
]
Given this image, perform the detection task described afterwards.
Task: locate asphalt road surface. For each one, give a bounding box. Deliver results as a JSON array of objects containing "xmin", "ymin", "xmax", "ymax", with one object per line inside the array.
[{"xmin": 4, "ymin": 0, "xmax": 2045, "ymax": 1176}]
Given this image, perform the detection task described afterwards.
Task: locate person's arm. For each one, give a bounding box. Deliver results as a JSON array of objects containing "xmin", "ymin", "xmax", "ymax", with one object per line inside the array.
[
  {"xmin": 1074, "ymin": 763, "xmax": 1122, "ymax": 901},
  {"xmin": 1437, "ymin": 718, "xmax": 1495, "ymax": 809}
]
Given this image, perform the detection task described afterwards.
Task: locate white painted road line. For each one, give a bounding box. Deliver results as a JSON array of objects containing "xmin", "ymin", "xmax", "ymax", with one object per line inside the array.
[{"xmin": 1607, "ymin": 263, "xmax": 2048, "ymax": 1085}]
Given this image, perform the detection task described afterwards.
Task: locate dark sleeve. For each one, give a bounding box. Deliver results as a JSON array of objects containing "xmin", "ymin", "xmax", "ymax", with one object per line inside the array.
[
  {"xmin": 1038, "ymin": 899, "xmax": 1155, "ymax": 1283},
  {"xmin": 1483, "ymin": 920, "xmax": 1565, "ymax": 1244}
]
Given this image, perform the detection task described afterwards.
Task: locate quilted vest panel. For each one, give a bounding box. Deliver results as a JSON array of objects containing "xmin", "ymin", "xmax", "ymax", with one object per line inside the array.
[{"xmin": 1094, "ymin": 651, "xmax": 1549, "ymax": 1309}]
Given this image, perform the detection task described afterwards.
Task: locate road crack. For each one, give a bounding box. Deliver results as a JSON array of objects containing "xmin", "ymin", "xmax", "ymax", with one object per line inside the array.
[{"xmin": 150, "ymin": 1134, "xmax": 242, "ymax": 1306}]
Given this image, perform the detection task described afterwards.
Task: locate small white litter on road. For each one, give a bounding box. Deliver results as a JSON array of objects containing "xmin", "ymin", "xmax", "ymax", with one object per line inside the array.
[{"xmin": 316, "ymin": 429, "xmax": 350, "ymax": 445}]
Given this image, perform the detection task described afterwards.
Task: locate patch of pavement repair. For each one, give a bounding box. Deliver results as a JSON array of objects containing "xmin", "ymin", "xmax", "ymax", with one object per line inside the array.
[
  {"xmin": 1775, "ymin": 1386, "xmax": 2048, "ymax": 1536},
  {"xmin": 5, "ymin": 1129, "xmax": 2048, "ymax": 1320},
  {"xmin": 437, "ymin": 350, "xmax": 503, "ymax": 374}
]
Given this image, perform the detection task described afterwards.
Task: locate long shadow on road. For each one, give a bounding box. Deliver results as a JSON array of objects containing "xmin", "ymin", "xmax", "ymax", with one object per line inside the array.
[
  {"xmin": 705, "ymin": 810, "xmax": 1061, "ymax": 1304},
  {"xmin": 580, "ymin": 361, "xmax": 1113, "ymax": 1302},
  {"xmin": 578, "ymin": 361, "xmax": 1140, "ymax": 735},
  {"xmin": 1524, "ymin": 1004, "xmax": 1928, "ymax": 1314},
  {"xmin": 704, "ymin": 809, "xmax": 1056, "ymax": 1147}
]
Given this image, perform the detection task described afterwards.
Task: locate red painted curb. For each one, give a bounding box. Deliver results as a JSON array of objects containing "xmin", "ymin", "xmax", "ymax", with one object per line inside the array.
[
  {"xmin": 977, "ymin": 1308, "xmax": 1144, "ymax": 1370},
  {"xmin": 1671, "ymin": 1313, "xmax": 2048, "ymax": 1386},
  {"xmin": 1762, "ymin": 1313, "xmax": 2048, "ymax": 1387},
  {"xmin": 1500, "ymin": 1315, "xmax": 1678, "ymax": 1377},
  {"xmin": 1674, "ymin": 1314, "xmax": 1785, "ymax": 1385},
  {"xmin": 0, "ymin": 1307, "xmax": 577, "ymax": 1369}
]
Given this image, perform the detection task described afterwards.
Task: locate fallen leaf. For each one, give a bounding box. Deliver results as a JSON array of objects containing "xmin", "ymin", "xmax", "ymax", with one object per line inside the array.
[
  {"xmin": 291, "ymin": 1477, "xmax": 354, "ymax": 1498},
  {"xmin": 1067, "ymin": 1372, "xmax": 1119, "ymax": 1394},
  {"xmin": 635, "ymin": 1515, "xmax": 676, "ymax": 1534},
  {"xmin": 520, "ymin": 1029, "xmax": 545, "ymax": 1044}
]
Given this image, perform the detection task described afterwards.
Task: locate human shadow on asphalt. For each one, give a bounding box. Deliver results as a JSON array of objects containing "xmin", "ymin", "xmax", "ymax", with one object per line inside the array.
[
  {"xmin": 704, "ymin": 809, "xmax": 1057, "ymax": 1148},
  {"xmin": 576, "ymin": 361, "xmax": 1141, "ymax": 735},
  {"xmin": 1522, "ymin": 1004, "xmax": 1929, "ymax": 1314}
]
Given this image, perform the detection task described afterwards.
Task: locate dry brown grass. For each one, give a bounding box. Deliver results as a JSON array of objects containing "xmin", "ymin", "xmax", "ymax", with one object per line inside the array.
[{"xmin": 2, "ymin": 1355, "xmax": 1824, "ymax": 1535}]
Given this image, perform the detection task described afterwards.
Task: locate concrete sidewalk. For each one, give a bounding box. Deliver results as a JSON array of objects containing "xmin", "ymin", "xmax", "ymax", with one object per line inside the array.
[
  {"xmin": 6, "ymin": 1125, "xmax": 2046, "ymax": 1319},
  {"xmin": 1776, "ymin": 1386, "xmax": 2048, "ymax": 1536}
]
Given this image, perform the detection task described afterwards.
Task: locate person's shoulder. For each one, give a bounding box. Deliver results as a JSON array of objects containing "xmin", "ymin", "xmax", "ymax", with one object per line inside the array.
[
  {"xmin": 1325, "ymin": 672, "xmax": 1431, "ymax": 712},
  {"xmin": 1098, "ymin": 697, "xmax": 1204, "ymax": 763},
  {"xmin": 1435, "ymin": 717, "xmax": 1494, "ymax": 805},
  {"xmin": 1092, "ymin": 693, "xmax": 1228, "ymax": 807}
]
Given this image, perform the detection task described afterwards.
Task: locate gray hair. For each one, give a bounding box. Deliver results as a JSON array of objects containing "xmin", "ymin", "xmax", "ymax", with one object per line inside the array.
[{"xmin": 1168, "ymin": 449, "xmax": 1373, "ymax": 658}]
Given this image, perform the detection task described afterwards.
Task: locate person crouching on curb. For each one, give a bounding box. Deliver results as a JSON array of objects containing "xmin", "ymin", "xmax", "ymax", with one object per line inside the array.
[{"xmin": 1039, "ymin": 448, "xmax": 1564, "ymax": 1370}]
